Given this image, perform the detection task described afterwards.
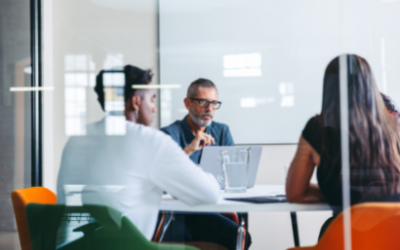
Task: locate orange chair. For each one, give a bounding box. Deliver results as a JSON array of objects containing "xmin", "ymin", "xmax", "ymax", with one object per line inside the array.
[
  {"xmin": 153, "ymin": 211, "xmax": 165, "ymax": 242},
  {"xmin": 11, "ymin": 187, "xmax": 57, "ymax": 250},
  {"xmin": 288, "ymin": 202, "xmax": 400, "ymax": 250}
]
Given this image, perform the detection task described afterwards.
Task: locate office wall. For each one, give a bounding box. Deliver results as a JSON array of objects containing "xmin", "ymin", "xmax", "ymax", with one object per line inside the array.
[{"xmin": 159, "ymin": 0, "xmax": 400, "ymax": 145}]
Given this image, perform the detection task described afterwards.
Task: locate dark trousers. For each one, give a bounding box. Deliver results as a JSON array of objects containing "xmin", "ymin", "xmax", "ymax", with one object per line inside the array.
[{"xmin": 161, "ymin": 212, "xmax": 252, "ymax": 250}]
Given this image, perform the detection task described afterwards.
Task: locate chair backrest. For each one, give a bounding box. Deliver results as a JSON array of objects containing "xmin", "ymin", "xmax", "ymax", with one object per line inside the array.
[
  {"xmin": 82, "ymin": 204, "xmax": 122, "ymax": 230},
  {"xmin": 25, "ymin": 203, "xmax": 199, "ymax": 250},
  {"xmin": 11, "ymin": 187, "xmax": 57, "ymax": 250},
  {"xmin": 26, "ymin": 203, "xmax": 67, "ymax": 250},
  {"xmin": 290, "ymin": 202, "xmax": 400, "ymax": 250}
]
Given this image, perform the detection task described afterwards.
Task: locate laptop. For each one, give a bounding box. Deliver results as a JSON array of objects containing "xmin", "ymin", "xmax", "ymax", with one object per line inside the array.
[{"xmin": 199, "ymin": 146, "xmax": 262, "ymax": 189}]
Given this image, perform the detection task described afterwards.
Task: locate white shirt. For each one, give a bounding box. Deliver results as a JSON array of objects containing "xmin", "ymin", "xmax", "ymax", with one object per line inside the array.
[{"xmin": 57, "ymin": 118, "xmax": 220, "ymax": 240}]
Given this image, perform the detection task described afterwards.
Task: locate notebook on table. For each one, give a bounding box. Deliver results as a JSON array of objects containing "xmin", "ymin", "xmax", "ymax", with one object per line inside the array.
[{"xmin": 225, "ymin": 195, "xmax": 287, "ymax": 204}]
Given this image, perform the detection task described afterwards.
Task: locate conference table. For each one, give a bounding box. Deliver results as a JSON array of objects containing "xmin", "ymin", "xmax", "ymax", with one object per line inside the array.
[{"xmin": 159, "ymin": 185, "xmax": 331, "ymax": 250}]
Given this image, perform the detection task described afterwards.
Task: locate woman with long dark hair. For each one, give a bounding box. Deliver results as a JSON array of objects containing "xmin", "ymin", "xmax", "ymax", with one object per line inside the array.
[{"xmin": 286, "ymin": 54, "xmax": 400, "ymax": 208}]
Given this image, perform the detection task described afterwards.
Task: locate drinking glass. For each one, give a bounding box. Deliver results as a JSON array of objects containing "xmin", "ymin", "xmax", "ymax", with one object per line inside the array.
[{"xmin": 218, "ymin": 147, "xmax": 251, "ymax": 193}]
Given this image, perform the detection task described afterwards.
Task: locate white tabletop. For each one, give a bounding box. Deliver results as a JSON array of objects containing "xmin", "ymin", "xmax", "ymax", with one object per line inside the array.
[{"xmin": 160, "ymin": 185, "xmax": 331, "ymax": 213}]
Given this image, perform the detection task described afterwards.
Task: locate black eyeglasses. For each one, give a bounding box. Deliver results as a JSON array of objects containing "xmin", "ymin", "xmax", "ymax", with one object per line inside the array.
[{"xmin": 190, "ymin": 98, "xmax": 222, "ymax": 110}]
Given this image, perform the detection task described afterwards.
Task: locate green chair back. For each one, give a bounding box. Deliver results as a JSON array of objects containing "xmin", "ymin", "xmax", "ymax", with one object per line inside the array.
[{"xmin": 25, "ymin": 203, "xmax": 199, "ymax": 250}]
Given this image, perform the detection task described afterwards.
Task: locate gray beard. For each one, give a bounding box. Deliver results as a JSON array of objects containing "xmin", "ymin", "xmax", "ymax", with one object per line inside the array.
[{"xmin": 189, "ymin": 109, "xmax": 212, "ymax": 127}]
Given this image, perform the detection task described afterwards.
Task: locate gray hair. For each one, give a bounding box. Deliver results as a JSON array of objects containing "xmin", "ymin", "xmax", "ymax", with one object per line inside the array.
[{"xmin": 187, "ymin": 78, "xmax": 218, "ymax": 98}]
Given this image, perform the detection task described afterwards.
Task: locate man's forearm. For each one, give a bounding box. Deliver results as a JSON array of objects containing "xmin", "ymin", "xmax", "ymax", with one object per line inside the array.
[{"xmin": 184, "ymin": 146, "xmax": 194, "ymax": 156}]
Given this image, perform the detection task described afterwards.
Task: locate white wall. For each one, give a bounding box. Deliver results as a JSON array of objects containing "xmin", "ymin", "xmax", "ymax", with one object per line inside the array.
[{"xmin": 159, "ymin": 0, "xmax": 400, "ymax": 145}]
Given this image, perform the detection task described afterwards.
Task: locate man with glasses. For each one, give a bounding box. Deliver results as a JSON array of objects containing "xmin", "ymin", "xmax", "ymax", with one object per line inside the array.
[
  {"xmin": 160, "ymin": 78, "xmax": 251, "ymax": 250},
  {"xmin": 161, "ymin": 78, "xmax": 234, "ymax": 164}
]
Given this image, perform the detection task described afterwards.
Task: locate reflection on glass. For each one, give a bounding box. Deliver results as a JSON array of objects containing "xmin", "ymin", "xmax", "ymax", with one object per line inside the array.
[
  {"xmin": 65, "ymin": 54, "xmax": 95, "ymax": 71},
  {"xmin": 279, "ymin": 82, "xmax": 295, "ymax": 107},
  {"xmin": 65, "ymin": 73, "xmax": 89, "ymax": 87},
  {"xmin": 161, "ymin": 88, "xmax": 172, "ymax": 127},
  {"xmin": 103, "ymin": 54, "xmax": 124, "ymax": 70},
  {"xmin": 103, "ymin": 71, "xmax": 126, "ymax": 135},
  {"xmin": 223, "ymin": 53, "xmax": 262, "ymax": 77},
  {"xmin": 24, "ymin": 66, "xmax": 32, "ymax": 74},
  {"xmin": 65, "ymin": 87, "xmax": 86, "ymax": 136},
  {"xmin": 64, "ymin": 54, "xmax": 97, "ymax": 136},
  {"xmin": 380, "ymin": 38, "xmax": 387, "ymax": 93},
  {"xmin": 240, "ymin": 97, "xmax": 275, "ymax": 108}
]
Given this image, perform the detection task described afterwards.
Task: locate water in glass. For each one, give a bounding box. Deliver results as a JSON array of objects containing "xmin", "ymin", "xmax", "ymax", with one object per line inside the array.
[{"xmin": 219, "ymin": 148, "xmax": 251, "ymax": 193}]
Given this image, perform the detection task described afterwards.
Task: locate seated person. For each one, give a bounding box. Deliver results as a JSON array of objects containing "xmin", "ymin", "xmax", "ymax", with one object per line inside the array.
[
  {"xmin": 57, "ymin": 65, "xmax": 221, "ymax": 243},
  {"xmin": 161, "ymin": 78, "xmax": 234, "ymax": 162},
  {"xmin": 285, "ymin": 54, "xmax": 400, "ymax": 237},
  {"xmin": 161, "ymin": 78, "xmax": 251, "ymax": 250}
]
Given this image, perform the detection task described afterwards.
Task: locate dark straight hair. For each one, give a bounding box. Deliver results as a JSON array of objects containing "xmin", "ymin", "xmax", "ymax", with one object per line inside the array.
[{"xmin": 320, "ymin": 54, "xmax": 400, "ymax": 198}]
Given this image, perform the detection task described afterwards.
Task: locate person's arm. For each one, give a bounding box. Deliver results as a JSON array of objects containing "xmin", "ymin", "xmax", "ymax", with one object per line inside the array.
[
  {"xmin": 286, "ymin": 136, "xmax": 325, "ymax": 203},
  {"xmin": 151, "ymin": 135, "xmax": 220, "ymax": 206}
]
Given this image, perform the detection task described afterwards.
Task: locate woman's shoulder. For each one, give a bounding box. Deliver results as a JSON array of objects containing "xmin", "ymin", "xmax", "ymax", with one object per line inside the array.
[
  {"xmin": 303, "ymin": 115, "xmax": 321, "ymax": 133},
  {"xmin": 302, "ymin": 115, "xmax": 323, "ymax": 153}
]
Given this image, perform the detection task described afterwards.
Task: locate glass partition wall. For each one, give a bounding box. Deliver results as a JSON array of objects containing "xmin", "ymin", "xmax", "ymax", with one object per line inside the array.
[
  {"xmin": 3, "ymin": 0, "xmax": 400, "ymax": 250},
  {"xmin": 0, "ymin": 0, "xmax": 31, "ymax": 249}
]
